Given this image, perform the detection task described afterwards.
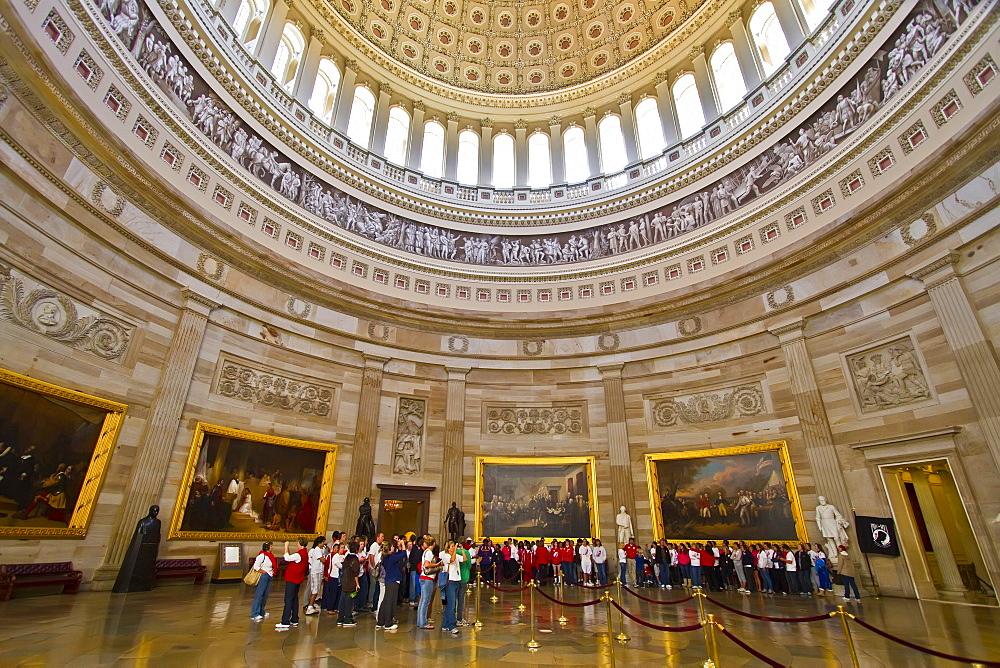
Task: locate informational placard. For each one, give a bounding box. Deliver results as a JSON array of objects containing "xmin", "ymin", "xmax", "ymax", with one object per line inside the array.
[{"xmin": 211, "ymin": 542, "xmax": 245, "ymax": 582}]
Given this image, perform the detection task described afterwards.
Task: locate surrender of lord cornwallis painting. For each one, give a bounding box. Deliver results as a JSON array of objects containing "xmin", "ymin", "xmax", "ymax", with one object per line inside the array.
[
  {"xmin": 0, "ymin": 368, "xmax": 126, "ymax": 538},
  {"xmin": 646, "ymin": 441, "xmax": 807, "ymax": 543},
  {"xmin": 476, "ymin": 456, "xmax": 599, "ymax": 542},
  {"xmin": 169, "ymin": 423, "xmax": 337, "ymax": 540}
]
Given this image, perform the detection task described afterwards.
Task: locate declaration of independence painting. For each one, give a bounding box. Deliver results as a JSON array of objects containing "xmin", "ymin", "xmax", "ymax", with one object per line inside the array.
[
  {"xmin": 0, "ymin": 368, "xmax": 126, "ymax": 538},
  {"xmin": 646, "ymin": 441, "xmax": 807, "ymax": 543},
  {"xmin": 169, "ymin": 423, "xmax": 337, "ymax": 540},
  {"xmin": 476, "ymin": 456, "xmax": 599, "ymax": 542}
]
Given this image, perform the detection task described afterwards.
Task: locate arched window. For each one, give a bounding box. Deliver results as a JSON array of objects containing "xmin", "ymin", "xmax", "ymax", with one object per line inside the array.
[
  {"xmin": 528, "ymin": 131, "xmax": 552, "ymax": 189},
  {"xmin": 270, "ymin": 22, "xmax": 305, "ymax": 91},
  {"xmin": 457, "ymin": 130, "xmax": 480, "ymax": 185},
  {"xmin": 420, "ymin": 121, "xmax": 446, "ymax": 178},
  {"xmin": 384, "ymin": 106, "xmax": 410, "ymax": 165},
  {"xmin": 796, "ymin": 0, "xmax": 834, "ymax": 31},
  {"xmin": 750, "ymin": 2, "xmax": 791, "ymax": 76},
  {"xmin": 672, "ymin": 74, "xmax": 706, "ymax": 140},
  {"xmin": 563, "ymin": 125, "xmax": 589, "ymax": 183},
  {"xmin": 492, "ymin": 133, "xmax": 515, "ymax": 188},
  {"xmin": 598, "ymin": 114, "xmax": 628, "ymax": 174},
  {"xmin": 233, "ymin": 0, "xmax": 268, "ymax": 47},
  {"xmin": 709, "ymin": 42, "xmax": 747, "ymax": 112},
  {"xmin": 345, "ymin": 85, "xmax": 376, "ymax": 148},
  {"xmin": 307, "ymin": 58, "xmax": 341, "ymax": 124},
  {"xmin": 634, "ymin": 97, "xmax": 666, "ymax": 159}
]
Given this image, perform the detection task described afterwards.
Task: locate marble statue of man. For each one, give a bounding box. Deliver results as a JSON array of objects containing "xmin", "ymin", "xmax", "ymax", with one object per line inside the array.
[
  {"xmin": 616, "ymin": 506, "xmax": 634, "ymax": 544},
  {"xmin": 815, "ymin": 495, "xmax": 849, "ymax": 562}
]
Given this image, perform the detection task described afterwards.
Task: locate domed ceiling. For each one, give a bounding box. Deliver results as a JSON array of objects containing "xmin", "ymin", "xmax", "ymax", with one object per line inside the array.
[{"xmin": 326, "ymin": 0, "xmax": 689, "ymax": 93}]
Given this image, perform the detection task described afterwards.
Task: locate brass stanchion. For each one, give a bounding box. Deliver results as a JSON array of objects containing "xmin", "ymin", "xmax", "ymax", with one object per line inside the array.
[
  {"xmin": 526, "ymin": 581, "xmax": 541, "ymax": 649},
  {"xmin": 474, "ymin": 574, "xmax": 483, "ymax": 629},
  {"xmin": 517, "ymin": 567, "xmax": 527, "ymax": 612},
  {"xmin": 695, "ymin": 587, "xmax": 715, "ymax": 668},
  {"xmin": 837, "ymin": 606, "xmax": 861, "ymax": 668},
  {"xmin": 706, "ymin": 614, "xmax": 722, "ymax": 668},
  {"xmin": 615, "ymin": 579, "xmax": 631, "ymax": 642},
  {"xmin": 602, "ymin": 593, "xmax": 618, "ymax": 668}
]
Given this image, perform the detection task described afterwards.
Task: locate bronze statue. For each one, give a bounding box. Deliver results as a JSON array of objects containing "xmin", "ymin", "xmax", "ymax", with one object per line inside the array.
[
  {"xmin": 446, "ymin": 501, "xmax": 466, "ymax": 542},
  {"xmin": 113, "ymin": 505, "xmax": 161, "ymax": 593},
  {"xmin": 356, "ymin": 497, "xmax": 376, "ymax": 544}
]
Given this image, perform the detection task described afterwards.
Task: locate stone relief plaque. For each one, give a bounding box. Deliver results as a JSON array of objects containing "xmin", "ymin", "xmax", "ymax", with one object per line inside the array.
[
  {"xmin": 650, "ymin": 382, "xmax": 766, "ymax": 427},
  {"xmin": 843, "ymin": 336, "xmax": 932, "ymax": 414},
  {"xmin": 0, "ymin": 264, "xmax": 133, "ymax": 362},
  {"xmin": 213, "ymin": 355, "xmax": 336, "ymax": 417},
  {"xmin": 485, "ymin": 404, "xmax": 586, "ymax": 436},
  {"xmin": 392, "ymin": 397, "xmax": 425, "ymax": 475}
]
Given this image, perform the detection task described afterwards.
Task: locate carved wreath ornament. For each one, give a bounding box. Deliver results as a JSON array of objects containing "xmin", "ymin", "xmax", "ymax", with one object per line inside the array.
[
  {"xmin": 0, "ymin": 269, "xmax": 131, "ymax": 361},
  {"xmin": 652, "ymin": 384, "xmax": 765, "ymax": 426},
  {"xmin": 217, "ymin": 361, "xmax": 333, "ymax": 416},
  {"xmin": 487, "ymin": 407, "xmax": 583, "ymax": 435}
]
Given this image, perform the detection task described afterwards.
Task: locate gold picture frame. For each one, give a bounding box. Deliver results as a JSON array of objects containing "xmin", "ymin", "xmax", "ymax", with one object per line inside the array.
[
  {"xmin": 168, "ymin": 422, "xmax": 338, "ymax": 541},
  {"xmin": 645, "ymin": 441, "xmax": 808, "ymax": 543},
  {"xmin": 0, "ymin": 368, "xmax": 127, "ymax": 538},
  {"xmin": 475, "ymin": 456, "xmax": 599, "ymax": 543}
]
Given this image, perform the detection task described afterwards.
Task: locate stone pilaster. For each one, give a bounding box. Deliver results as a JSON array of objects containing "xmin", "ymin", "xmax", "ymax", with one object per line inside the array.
[
  {"xmin": 911, "ymin": 253, "xmax": 1000, "ymax": 474},
  {"xmin": 440, "ymin": 367, "xmax": 470, "ymax": 534},
  {"xmin": 93, "ymin": 290, "xmax": 217, "ymax": 588},
  {"xmin": 770, "ymin": 321, "xmax": 853, "ymax": 538},
  {"xmin": 600, "ymin": 364, "xmax": 636, "ymax": 544},
  {"xmin": 909, "ymin": 468, "xmax": 967, "ymax": 595},
  {"xmin": 343, "ymin": 355, "xmax": 388, "ymax": 529}
]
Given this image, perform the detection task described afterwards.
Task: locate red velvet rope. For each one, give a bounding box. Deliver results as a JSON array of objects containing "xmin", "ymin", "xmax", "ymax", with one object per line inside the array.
[
  {"xmin": 704, "ymin": 596, "xmax": 835, "ymax": 623},
  {"xmin": 480, "ymin": 579, "xmax": 531, "ymax": 593},
  {"xmin": 621, "ymin": 585, "xmax": 695, "ymax": 605},
  {"xmin": 850, "ymin": 616, "xmax": 1000, "ymax": 666},
  {"xmin": 718, "ymin": 626, "xmax": 787, "ymax": 667},
  {"xmin": 534, "ymin": 585, "xmax": 603, "ymax": 607},
  {"xmin": 609, "ymin": 599, "xmax": 704, "ymax": 633}
]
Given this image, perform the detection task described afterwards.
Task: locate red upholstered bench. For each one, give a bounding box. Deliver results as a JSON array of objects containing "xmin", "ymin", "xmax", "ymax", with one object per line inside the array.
[
  {"xmin": 0, "ymin": 562, "xmax": 83, "ymax": 601},
  {"xmin": 154, "ymin": 558, "xmax": 207, "ymax": 585}
]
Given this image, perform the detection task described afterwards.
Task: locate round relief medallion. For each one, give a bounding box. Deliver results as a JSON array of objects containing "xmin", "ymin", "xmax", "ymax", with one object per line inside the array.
[
  {"xmin": 553, "ymin": 4, "xmax": 569, "ymax": 20},
  {"xmin": 467, "ymin": 38, "xmax": 482, "ymax": 54},
  {"xmin": 528, "ymin": 70, "xmax": 544, "ymax": 84},
  {"xmin": 31, "ymin": 298, "xmax": 66, "ymax": 330},
  {"xmin": 588, "ymin": 22, "xmax": 603, "ymax": 39},
  {"xmin": 592, "ymin": 51, "xmax": 609, "ymax": 67},
  {"xmin": 597, "ymin": 332, "xmax": 620, "ymax": 351},
  {"xmin": 618, "ymin": 5, "xmax": 634, "ymax": 22},
  {"xmin": 408, "ymin": 15, "xmax": 422, "ymax": 30},
  {"xmin": 526, "ymin": 11, "xmax": 541, "ymax": 26},
  {"xmin": 677, "ymin": 316, "xmax": 703, "ymax": 337},
  {"xmin": 526, "ymin": 41, "xmax": 543, "ymax": 57},
  {"xmin": 471, "ymin": 8, "xmax": 485, "ymax": 24},
  {"xmin": 625, "ymin": 33, "xmax": 642, "ymax": 50},
  {"xmin": 557, "ymin": 34, "xmax": 573, "ymax": 51},
  {"xmin": 498, "ymin": 12, "xmax": 513, "ymax": 28}
]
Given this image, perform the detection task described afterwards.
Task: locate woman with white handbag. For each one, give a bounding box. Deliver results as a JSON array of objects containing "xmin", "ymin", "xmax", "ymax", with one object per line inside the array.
[{"xmin": 248, "ymin": 542, "xmax": 277, "ymax": 621}]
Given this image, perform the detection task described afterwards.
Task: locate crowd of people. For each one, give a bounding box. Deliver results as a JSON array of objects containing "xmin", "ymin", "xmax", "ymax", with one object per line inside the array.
[{"xmin": 245, "ymin": 531, "xmax": 863, "ymax": 634}]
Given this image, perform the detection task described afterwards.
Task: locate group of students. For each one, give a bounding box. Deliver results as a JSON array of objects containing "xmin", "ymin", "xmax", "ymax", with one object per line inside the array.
[
  {"xmin": 614, "ymin": 538, "xmax": 861, "ymax": 600},
  {"xmin": 476, "ymin": 537, "xmax": 610, "ymax": 586}
]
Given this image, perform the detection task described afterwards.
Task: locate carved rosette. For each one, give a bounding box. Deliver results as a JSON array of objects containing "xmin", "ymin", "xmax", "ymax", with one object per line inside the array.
[
  {"xmin": 487, "ymin": 406, "xmax": 583, "ymax": 435},
  {"xmin": 0, "ymin": 266, "xmax": 132, "ymax": 361},
  {"xmin": 652, "ymin": 383, "xmax": 765, "ymax": 426},
  {"xmin": 215, "ymin": 359, "xmax": 334, "ymax": 416}
]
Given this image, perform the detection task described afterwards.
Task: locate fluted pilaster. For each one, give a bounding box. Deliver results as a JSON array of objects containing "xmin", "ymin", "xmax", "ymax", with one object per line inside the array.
[
  {"xmin": 440, "ymin": 367, "xmax": 469, "ymax": 533},
  {"xmin": 343, "ymin": 355, "xmax": 388, "ymax": 528},
  {"xmin": 600, "ymin": 364, "xmax": 636, "ymax": 544}
]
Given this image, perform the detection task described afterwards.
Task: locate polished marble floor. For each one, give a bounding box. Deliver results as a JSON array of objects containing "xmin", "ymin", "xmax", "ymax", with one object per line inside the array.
[{"xmin": 1, "ymin": 581, "xmax": 998, "ymax": 666}]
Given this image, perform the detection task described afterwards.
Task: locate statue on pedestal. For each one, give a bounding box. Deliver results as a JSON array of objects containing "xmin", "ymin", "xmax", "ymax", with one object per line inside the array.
[
  {"xmin": 356, "ymin": 497, "xmax": 376, "ymax": 544},
  {"xmin": 616, "ymin": 506, "xmax": 634, "ymax": 544},
  {"xmin": 815, "ymin": 495, "xmax": 850, "ymax": 562},
  {"xmin": 113, "ymin": 505, "xmax": 161, "ymax": 593},
  {"xmin": 446, "ymin": 502, "xmax": 466, "ymax": 542}
]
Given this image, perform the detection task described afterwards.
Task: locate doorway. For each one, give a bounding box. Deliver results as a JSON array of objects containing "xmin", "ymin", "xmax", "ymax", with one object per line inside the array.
[
  {"xmin": 881, "ymin": 459, "xmax": 996, "ymax": 605},
  {"xmin": 376, "ymin": 484, "xmax": 433, "ymax": 539}
]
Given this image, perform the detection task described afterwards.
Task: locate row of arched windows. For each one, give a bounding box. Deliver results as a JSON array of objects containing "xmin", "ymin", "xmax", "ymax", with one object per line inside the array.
[{"xmin": 227, "ymin": 0, "xmax": 835, "ymax": 184}]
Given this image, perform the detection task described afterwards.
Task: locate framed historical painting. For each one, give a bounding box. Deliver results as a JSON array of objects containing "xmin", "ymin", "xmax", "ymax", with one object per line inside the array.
[
  {"xmin": 167, "ymin": 423, "xmax": 338, "ymax": 541},
  {"xmin": 645, "ymin": 441, "xmax": 808, "ymax": 543},
  {"xmin": 0, "ymin": 368, "xmax": 127, "ymax": 538},
  {"xmin": 475, "ymin": 456, "xmax": 599, "ymax": 542}
]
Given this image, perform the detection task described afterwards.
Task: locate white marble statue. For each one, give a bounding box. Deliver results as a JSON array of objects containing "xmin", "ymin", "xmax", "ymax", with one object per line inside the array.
[
  {"xmin": 815, "ymin": 495, "xmax": 850, "ymax": 562},
  {"xmin": 616, "ymin": 506, "xmax": 634, "ymax": 544}
]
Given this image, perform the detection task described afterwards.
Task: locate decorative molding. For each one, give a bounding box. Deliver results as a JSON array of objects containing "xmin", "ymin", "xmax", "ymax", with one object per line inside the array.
[
  {"xmin": 214, "ymin": 355, "xmax": 336, "ymax": 416},
  {"xmin": 766, "ymin": 285, "xmax": 795, "ymax": 309},
  {"xmin": 842, "ymin": 335, "xmax": 933, "ymax": 415},
  {"xmin": 521, "ymin": 339, "xmax": 544, "ymax": 356},
  {"xmin": 392, "ymin": 397, "xmax": 424, "ymax": 475},
  {"xmin": 447, "ymin": 334, "xmax": 469, "ymax": 353},
  {"xmin": 597, "ymin": 332, "xmax": 620, "ymax": 351},
  {"xmin": 285, "ymin": 296, "xmax": 312, "ymax": 318},
  {"xmin": 650, "ymin": 382, "xmax": 766, "ymax": 427},
  {"xmin": 899, "ymin": 212, "xmax": 938, "ymax": 246},
  {"xmin": 617, "ymin": 92, "xmax": 632, "ymax": 106},
  {"xmin": 0, "ymin": 264, "xmax": 132, "ymax": 362},
  {"xmin": 196, "ymin": 253, "xmax": 225, "ymax": 281},
  {"xmin": 486, "ymin": 404, "xmax": 585, "ymax": 436},
  {"xmin": 367, "ymin": 321, "xmax": 391, "ymax": 340},
  {"xmin": 90, "ymin": 182, "xmax": 125, "ymax": 216},
  {"xmin": 677, "ymin": 316, "xmax": 703, "ymax": 336}
]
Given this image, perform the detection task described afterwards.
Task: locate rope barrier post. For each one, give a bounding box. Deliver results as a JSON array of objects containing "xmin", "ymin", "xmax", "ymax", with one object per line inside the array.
[
  {"xmin": 614, "ymin": 579, "xmax": 631, "ymax": 643},
  {"xmin": 526, "ymin": 581, "xmax": 541, "ymax": 649},
  {"xmin": 695, "ymin": 587, "xmax": 715, "ymax": 667},
  {"xmin": 474, "ymin": 573, "xmax": 483, "ymax": 629},
  {"xmin": 837, "ymin": 606, "xmax": 861, "ymax": 668},
  {"xmin": 706, "ymin": 614, "xmax": 722, "ymax": 668},
  {"xmin": 603, "ymin": 593, "xmax": 618, "ymax": 668},
  {"xmin": 518, "ymin": 568, "xmax": 527, "ymax": 612}
]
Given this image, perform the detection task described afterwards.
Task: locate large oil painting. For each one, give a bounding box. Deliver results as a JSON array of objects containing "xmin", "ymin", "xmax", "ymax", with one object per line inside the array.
[
  {"xmin": 168, "ymin": 423, "xmax": 337, "ymax": 540},
  {"xmin": 646, "ymin": 441, "xmax": 807, "ymax": 543},
  {"xmin": 0, "ymin": 368, "xmax": 126, "ymax": 537},
  {"xmin": 475, "ymin": 456, "xmax": 599, "ymax": 542}
]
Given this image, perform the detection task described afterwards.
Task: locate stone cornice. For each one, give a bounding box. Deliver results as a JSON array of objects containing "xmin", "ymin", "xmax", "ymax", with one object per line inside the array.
[{"xmin": 908, "ymin": 251, "xmax": 961, "ymax": 288}]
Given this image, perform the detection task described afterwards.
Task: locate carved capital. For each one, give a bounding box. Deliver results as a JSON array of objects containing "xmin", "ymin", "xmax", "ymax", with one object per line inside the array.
[
  {"xmin": 908, "ymin": 251, "xmax": 960, "ymax": 287},
  {"xmin": 180, "ymin": 288, "xmax": 219, "ymax": 314},
  {"xmin": 653, "ymin": 71, "xmax": 670, "ymax": 85},
  {"xmin": 769, "ymin": 319, "xmax": 806, "ymax": 341},
  {"xmin": 379, "ymin": 82, "xmax": 392, "ymax": 96},
  {"xmin": 412, "ymin": 100, "xmax": 425, "ymax": 111},
  {"xmin": 727, "ymin": 9, "xmax": 743, "ymax": 25},
  {"xmin": 345, "ymin": 58, "xmax": 359, "ymax": 71},
  {"xmin": 548, "ymin": 115, "xmax": 562, "ymax": 126},
  {"xmin": 688, "ymin": 44, "xmax": 705, "ymax": 59},
  {"xmin": 480, "ymin": 117, "xmax": 493, "ymax": 128},
  {"xmin": 514, "ymin": 118, "xmax": 528, "ymax": 129},
  {"xmin": 583, "ymin": 106, "xmax": 597, "ymax": 117},
  {"xmin": 311, "ymin": 28, "xmax": 326, "ymax": 44},
  {"xmin": 447, "ymin": 111, "xmax": 461, "ymax": 123},
  {"xmin": 618, "ymin": 91, "xmax": 632, "ymax": 106}
]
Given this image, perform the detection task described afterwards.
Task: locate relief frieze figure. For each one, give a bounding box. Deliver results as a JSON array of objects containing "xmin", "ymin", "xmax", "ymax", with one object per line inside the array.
[
  {"xmin": 651, "ymin": 383, "xmax": 766, "ymax": 427},
  {"xmin": 846, "ymin": 337, "xmax": 932, "ymax": 413},
  {"xmin": 392, "ymin": 397, "xmax": 425, "ymax": 475}
]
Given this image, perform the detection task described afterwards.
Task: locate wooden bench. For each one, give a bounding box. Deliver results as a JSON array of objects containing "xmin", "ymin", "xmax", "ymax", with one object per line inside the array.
[
  {"xmin": 0, "ymin": 562, "xmax": 83, "ymax": 601},
  {"xmin": 154, "ymin": 558, "xmax": 207, "ymax": 585}
]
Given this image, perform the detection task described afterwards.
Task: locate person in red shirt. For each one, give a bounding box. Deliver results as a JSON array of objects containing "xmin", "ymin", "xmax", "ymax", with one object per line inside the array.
[
  {"xmin": 534, "ymin": 540, "xmax": 551, "ymax": 583},
  {"xmin": 561, "ymin": 541, "xmax": 577, "ymax": 585},
  {"xmin": 521, "ymin": 545, "xmax": 534, "ymax": 581},
  {"xmin": 624, "ymin": 538, "xmax": 638, "ymax": 587},
  {"xmin": 276, "ymin": 537, "xmax": 309, "ymax": 630},
  {"xmin": 550, "ymin": 539, "xmax": 563, "ymax": 584}
]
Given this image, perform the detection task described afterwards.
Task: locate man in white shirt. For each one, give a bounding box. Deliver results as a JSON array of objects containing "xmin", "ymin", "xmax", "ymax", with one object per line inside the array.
[
  {"xmin": 322, "ymin": 544, "xmax": 346, "ymax": 614},
  {"xmin": 578, "ymin": 539, "xmax": 593, "ymax": 584},
  {"xmin": 617, "ymin": 546, "xmax": 628, "ymax": 585},
  {"xmin": 592, "ymin": 540, "xmax": 608, "ymax": 585},
  {"xmin": 305, "ymin": 536, "xmax": 327, "ymax": 614},
  {"xmin": 439, "ymin": 545, "xmax": 465, "ymax": 634}
]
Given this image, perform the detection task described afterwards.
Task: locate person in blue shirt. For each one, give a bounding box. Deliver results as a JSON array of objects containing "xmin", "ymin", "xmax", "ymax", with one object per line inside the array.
[{"xmin": 375, "ymin": 537, "xmax": 408, "ymax": 630}]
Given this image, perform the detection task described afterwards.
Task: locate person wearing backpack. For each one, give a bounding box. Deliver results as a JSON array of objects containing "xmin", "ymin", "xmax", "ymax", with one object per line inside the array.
[{"xmin": 337, "ymin": 542, "xmax": 362, "ymax": 627}]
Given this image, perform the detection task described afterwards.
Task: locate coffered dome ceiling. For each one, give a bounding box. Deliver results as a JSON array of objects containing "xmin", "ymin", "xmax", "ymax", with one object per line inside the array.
[{"xmin": 325, "ymin": 0, "xmax": 690, "ymax": 93}]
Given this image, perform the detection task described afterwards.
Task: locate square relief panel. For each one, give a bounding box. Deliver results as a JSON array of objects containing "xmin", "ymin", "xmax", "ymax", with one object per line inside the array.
[{"xmin": 840, "ymin": 334, "xmax": 936, "ymax": 417}]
